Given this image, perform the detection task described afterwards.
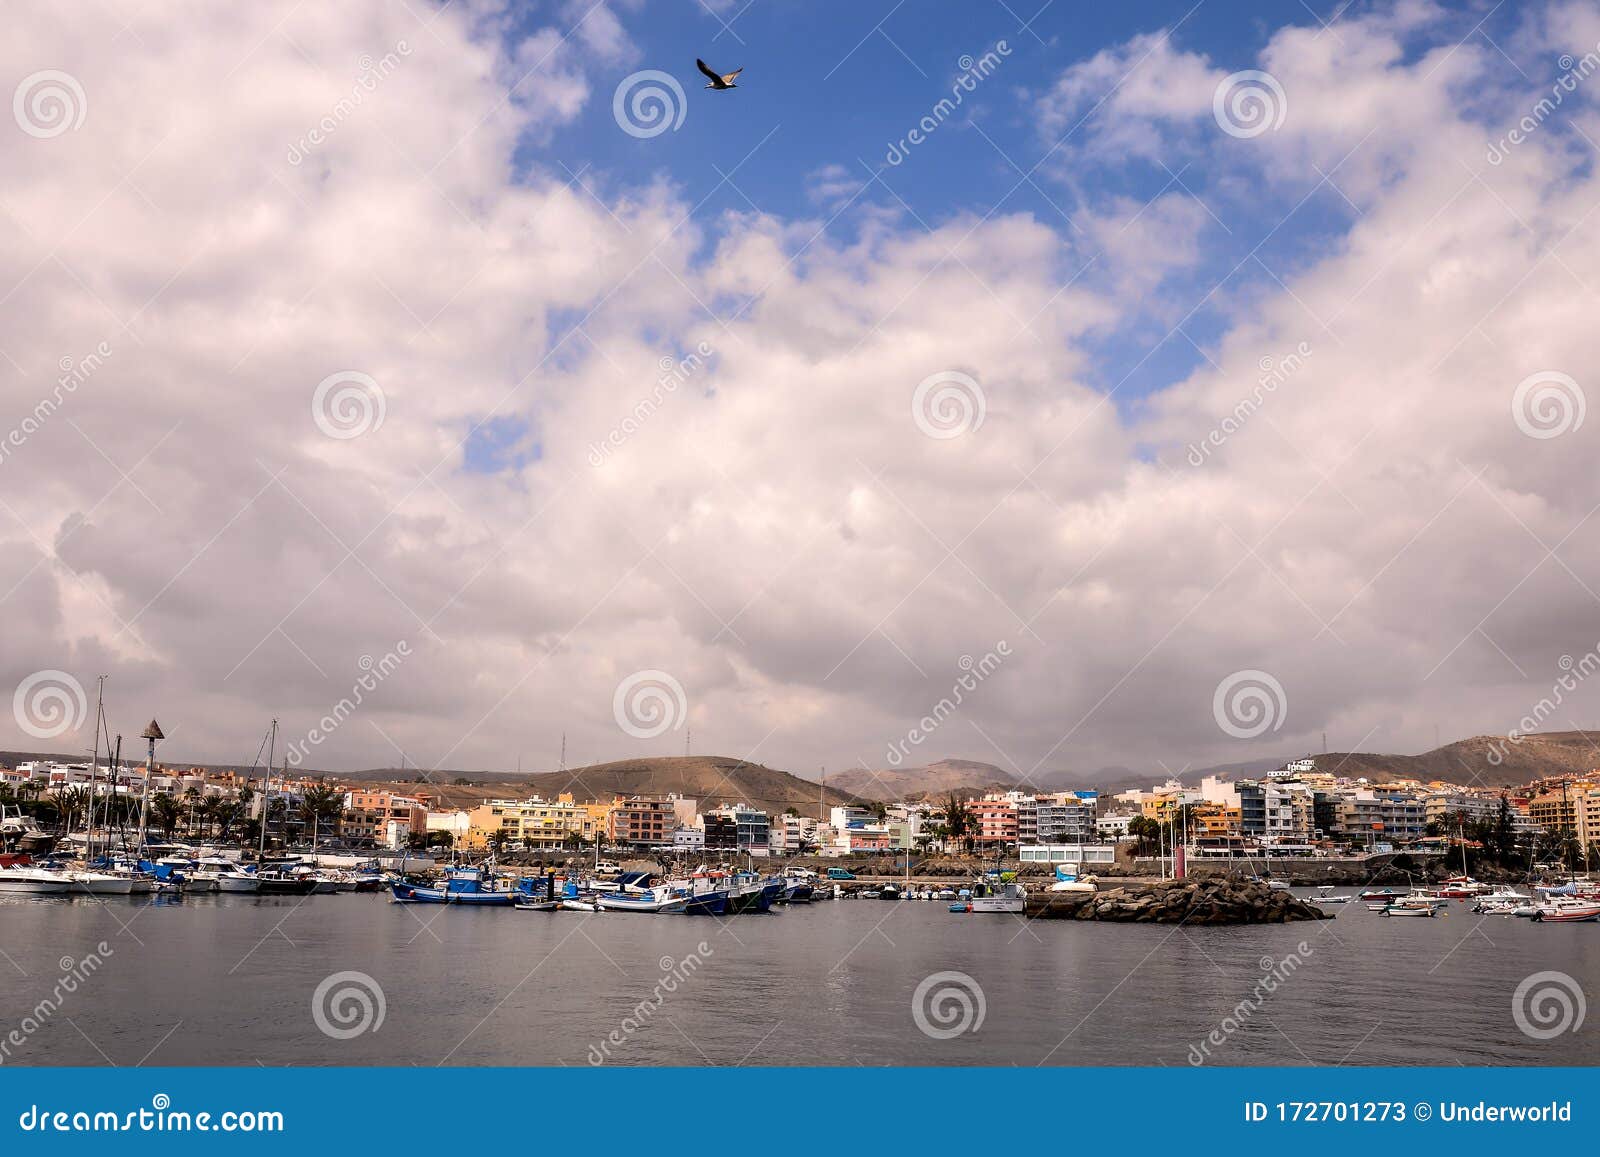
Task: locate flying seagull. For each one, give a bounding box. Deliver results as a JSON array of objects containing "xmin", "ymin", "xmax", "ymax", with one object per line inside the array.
[{"xmin": 697, "ymin": 58, "xmax": 742, "ymax": 90}]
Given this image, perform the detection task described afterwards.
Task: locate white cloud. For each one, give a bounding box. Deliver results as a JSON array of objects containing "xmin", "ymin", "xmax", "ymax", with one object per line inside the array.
[{"xmin": 3, "ymin": 1, "xmax": 1600, "ymax": 789}]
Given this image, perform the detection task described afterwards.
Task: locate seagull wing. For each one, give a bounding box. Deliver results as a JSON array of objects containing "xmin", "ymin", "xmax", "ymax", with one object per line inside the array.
[
  {"xmin": 696, "ymin": 58, "xmax": 721, "ymax": 82},
  {"xmin": 722, "ymin": 68, "xmax": 743, "ymax": 83}
]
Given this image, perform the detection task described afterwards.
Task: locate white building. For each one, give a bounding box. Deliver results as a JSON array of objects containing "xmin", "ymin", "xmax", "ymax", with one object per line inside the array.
[{"xmin": 673, "ymin": 826, "xmax": 705, "ymax": 851}]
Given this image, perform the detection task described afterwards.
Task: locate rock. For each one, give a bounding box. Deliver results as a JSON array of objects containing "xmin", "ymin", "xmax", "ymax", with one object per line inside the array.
[{"xmin": 1023, "ymin": 876, "xmax": 1332, "ymax": 924}]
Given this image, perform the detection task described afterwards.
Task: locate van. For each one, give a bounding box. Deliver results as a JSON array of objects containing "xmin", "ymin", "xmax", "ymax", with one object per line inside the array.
[{"xmin": 826, "ymin": 867, "xmax": 856, "ymax": 880}]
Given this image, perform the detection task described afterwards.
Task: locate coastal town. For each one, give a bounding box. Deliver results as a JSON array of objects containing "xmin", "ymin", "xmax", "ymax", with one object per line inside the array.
[{"xmin": 5, "ymin": 747, "xmax": 1599, "ymax": 882}]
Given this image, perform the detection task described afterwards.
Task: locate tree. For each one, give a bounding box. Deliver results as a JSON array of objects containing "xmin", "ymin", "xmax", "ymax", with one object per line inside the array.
[
  {"xmin": 214, "ymin": 800, "xmax": 245, "ymax": 842},
  {"xmin": 1127, "ymin": 815, "xmax": 1161, "ymax": 856},
  {"xmin": 149, "ymin": 792, "xmax": 183, "ymax": 838},
  {"xmin": 300, "ymin": 783, "xmax": 346, "ymax": 844},
  {"xmin": 942, "ymin": 792, "xmax": 972, "ymax": 854},
  {"xmin": 51, "ymin": 786, "xmax": 89, "ymax": 834}
]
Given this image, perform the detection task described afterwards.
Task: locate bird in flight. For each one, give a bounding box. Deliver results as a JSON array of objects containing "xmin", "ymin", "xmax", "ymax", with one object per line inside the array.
[{"xmin": 697, "ymin": 58, "xmax": 742, "ymax": 90}]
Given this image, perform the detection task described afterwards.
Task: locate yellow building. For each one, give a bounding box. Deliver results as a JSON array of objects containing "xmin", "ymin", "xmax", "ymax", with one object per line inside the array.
[
  {"xmin": 1141, "ymin": 793, "xmax": 1181, "ymax": 822},
  {"xmin": 1189, "ymin": 802, "xmax": 1241, "ymax": 838},
  {"xmin": 462, "ymin": 797, "xmax": 603, "ymax": 852}
]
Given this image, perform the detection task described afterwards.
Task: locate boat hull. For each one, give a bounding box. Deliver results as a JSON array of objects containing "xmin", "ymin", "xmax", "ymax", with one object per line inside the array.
[
  {"xmin": 1534, "ymin": 904, "xmax": 1600, "ymax": 922},
  {"xmin": 0, "ymin": 874, "xmax": 69, "ymax": 894},
  {"xmin": 256, "ymin": 878, "xmax": 319, "ymax": 896},
  {"xmin": 596, "ymin": 894, "xmax": 687, "ymax": 913},
  {"xmin": 390, "ymin": 882, "xmax": 514, "ymax": 905},
  {"xmin": 966, "ymin": 897, "xmax": 1025, "ymax": 913},
  {"xmin": 68, "ymin": 875, "xmax": 135, "ymax": 896},
  {"xmin": 683, "ymin": 889, "xmax": 729, "ymax": 916}
]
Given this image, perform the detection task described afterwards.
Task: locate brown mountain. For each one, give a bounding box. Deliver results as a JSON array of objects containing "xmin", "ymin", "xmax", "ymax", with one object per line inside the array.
[
  {"xmin": 348, "ymin": 755, "xmax": 869, "ymax": 819},
  {"xmin": 1289, "ymin": 732, "xmax": 1600, "ymax": 788},
  {"xmin": 828, "ymin": 759, "xmax": 1022, "ymax": 802}
]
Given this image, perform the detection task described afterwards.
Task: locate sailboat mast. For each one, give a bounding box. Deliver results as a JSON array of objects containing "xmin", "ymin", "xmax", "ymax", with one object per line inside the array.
[
  {"xmin": 86, "ymin": 675, "xmax": 105, "ymax": 860},
  {"xmin": 259, "ymin": 719, "xmax": 276, "ymax": 860}
]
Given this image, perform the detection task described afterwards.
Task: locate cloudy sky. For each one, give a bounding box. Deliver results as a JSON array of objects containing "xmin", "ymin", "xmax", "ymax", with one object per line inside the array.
[{"xmin": 4, "ymin": 0, "xmax": 1600, "ymax": 786}]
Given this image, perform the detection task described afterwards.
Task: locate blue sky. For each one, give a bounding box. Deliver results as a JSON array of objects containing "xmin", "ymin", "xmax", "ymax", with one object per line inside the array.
[{"xmin": 509, "ymin": 0, "xmax": 1523, "ymax": 426}]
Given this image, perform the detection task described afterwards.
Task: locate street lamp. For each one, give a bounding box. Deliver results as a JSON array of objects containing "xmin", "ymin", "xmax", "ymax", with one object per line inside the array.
[{"xmin": 137, "ymin": 719, "xmax": 164, "ymax": 852}]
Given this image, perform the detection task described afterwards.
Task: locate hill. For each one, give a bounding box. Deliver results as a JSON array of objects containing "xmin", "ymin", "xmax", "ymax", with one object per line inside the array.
[
  {"xmin": 827, "ymin": 759, "xmax": 1020, "ymax": 802},
  {"xmin": 1280, "ymin": 732, "xmax": 1598, "ymax": 788},
  {"xmin": 348, "ymin": 755, "xmax": 870, "ymax": 819}
]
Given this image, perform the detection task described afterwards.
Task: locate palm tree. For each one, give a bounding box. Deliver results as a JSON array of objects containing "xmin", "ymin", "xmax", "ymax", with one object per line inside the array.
[
  {"xmin": 149, "ymin": 792, "xmax": 183, "ymax": 839},
  {"xmin": 300, "ymin": 783, "xmax": 346, "ymax": 845},
  {"xmin": 182, "ymin": 786, "xmax": 201, "ymax": 836},
  {"xmin": 51, "ymin": 786, "xmax": 89, "ymax": 834}
]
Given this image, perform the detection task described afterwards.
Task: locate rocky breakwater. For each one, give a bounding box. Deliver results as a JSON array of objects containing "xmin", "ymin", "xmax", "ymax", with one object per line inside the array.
[{"xmin": 1025, "ymin": 877, "xmax": 1332, "ymax": 924}]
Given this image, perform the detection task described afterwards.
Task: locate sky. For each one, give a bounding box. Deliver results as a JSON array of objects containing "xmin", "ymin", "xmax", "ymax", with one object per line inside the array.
[{"xmin": 4, "ymin": 0, "xmax": 1600, "ymax": 791}]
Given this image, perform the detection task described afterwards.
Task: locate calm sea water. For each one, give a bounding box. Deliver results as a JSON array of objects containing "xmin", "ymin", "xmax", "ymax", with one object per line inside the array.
[{"xmin": 0, "ymin": 890, "xmax": 1594, "ymax": 1066}]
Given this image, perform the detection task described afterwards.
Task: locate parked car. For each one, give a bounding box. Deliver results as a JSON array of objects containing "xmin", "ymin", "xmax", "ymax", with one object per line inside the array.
[{"xmin": 826, "ymin": 867, "xmax": 856, "ymax": 880}]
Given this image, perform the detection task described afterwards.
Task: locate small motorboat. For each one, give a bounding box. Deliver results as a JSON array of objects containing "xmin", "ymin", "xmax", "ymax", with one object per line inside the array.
[
  {"xmin": 1380, "ymin": 897, "xmax": 1437, "ymax": 918},
  {"xmin": 1533, "ymin": 900, "xmax": 1600, "ymax": 922},
  {"xmin": 1359, "ymin": 887, "xmax": 1407, "ymax": 901},
  {"xmin": 513, "ymin": 897, "xmax": 561, "ymax": 911},
  {"xmin": 255, "ymin": 871, "xmax": 320, "ymax": 896},
  {"xmin": 560, "ymin": 897, "xmax": 602, "ymax": 912},
  {"xmin": 596, "ymin": 885, "xmax": 687, "ymax": 913},
  {"xmin": 1049, "ymin": 865, "xmax": 1097, "ymax": 895}
]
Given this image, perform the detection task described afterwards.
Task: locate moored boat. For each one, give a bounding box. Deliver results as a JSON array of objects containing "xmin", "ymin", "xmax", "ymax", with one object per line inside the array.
[
  {"xmin": 0, "ymin": 866, "xmax": 71, "ymax": 894},
  {"xmin": 1380, "ymin": 897, "xmax": 1437, "ymax": 917},
  {"xmin": 963, "ymin": 880, "xmax": 1026, "ymax": 914},
  {"xmin": 596, "ymin": 885, "xmax": 687, "ymax": 913},
  {"xmin": 1533, "ymin": 899, "xmax": 1600, "ymax": 922},
  {"xmin": 389, "ymin": 866, "xmax": 515, "ymax": 905}
]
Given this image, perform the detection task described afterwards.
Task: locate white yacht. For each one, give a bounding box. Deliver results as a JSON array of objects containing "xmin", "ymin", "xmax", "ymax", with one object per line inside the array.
[
  {"xmin": 189, "ymin": 857, "xmax": 260, "ymax": 893},
  {"xmin": 0, "ymin": 866, "xmax": 71, "ymax": 895}
]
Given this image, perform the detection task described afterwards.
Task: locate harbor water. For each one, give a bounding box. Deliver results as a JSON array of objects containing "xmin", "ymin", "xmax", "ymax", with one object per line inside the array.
[{"xmin": 0, "ymin": 890, "xmax": 1594, "ymax": 1066}]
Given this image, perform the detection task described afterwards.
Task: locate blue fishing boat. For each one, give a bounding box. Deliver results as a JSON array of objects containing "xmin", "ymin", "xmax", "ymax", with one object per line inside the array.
[
  {"xmin": 597, "ymin": 885, "xmax": 688, "ymax": 913},
  {"xmin": 683, "ymin": 889, "xmax": 729, "ymax": 915},
  {"xmin": 726, "ymin": 872, "xmax": 783, "ymax": 913},
  {"xmin": 679, "ymin": 871, "xmax": 731, "ymax": 915},
  {"xmin": 390, "ymin": 866, "xmax": 516, "ymax": 906}
]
